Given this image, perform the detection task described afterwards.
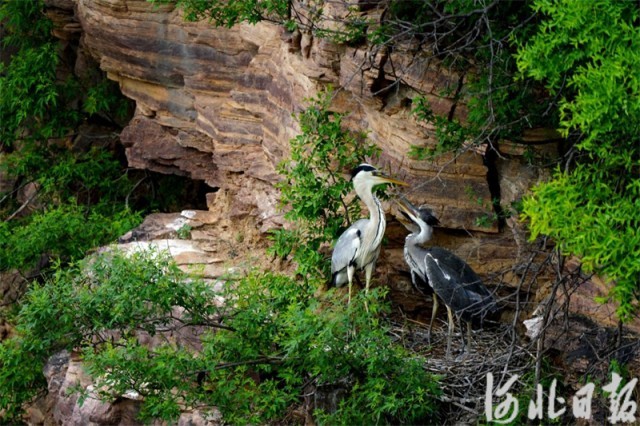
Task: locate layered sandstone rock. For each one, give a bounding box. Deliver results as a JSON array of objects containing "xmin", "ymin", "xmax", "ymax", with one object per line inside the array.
[{"xmin": 73, "ymin": 0, "xmax": 502, "ymax": 234}]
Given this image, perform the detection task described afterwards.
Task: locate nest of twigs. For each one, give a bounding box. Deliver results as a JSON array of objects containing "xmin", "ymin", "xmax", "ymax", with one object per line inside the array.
[{"xmin": 390, "ymin": 318, "xmax": 535, "ymax": 423}]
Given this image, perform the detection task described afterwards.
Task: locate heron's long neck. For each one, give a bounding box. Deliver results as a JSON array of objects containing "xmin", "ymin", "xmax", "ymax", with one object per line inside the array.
[
  {"xmin": 357, "ymin": 184, "xmax": 385, "ymax": 248},
  {"xmin": 408, "ymin": 222, "xmax": 433, "ymax": 246}
]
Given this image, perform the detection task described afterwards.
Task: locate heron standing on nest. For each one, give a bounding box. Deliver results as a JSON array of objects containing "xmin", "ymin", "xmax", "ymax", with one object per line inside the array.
[
  {"xmin": 330, "ymin": 164, "xmax": 408, "ymax": 303},
  {"xmin": 396, "ymin": 196, "xmax": 498, "ymax": 357}
]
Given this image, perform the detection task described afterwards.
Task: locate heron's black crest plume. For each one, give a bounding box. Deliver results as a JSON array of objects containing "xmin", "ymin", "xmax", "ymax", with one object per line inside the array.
[
  {"xmin": 419, "ymin": 208, "xmax": 440, "ymax": 227},
  {"xmin": 351, "ymin": 164, "xmax": 376, "ymax": 179}
]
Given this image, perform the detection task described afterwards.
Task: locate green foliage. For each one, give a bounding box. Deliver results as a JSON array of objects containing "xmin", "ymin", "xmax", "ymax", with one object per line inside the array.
[
  {"xmin": 274, "ymin": 89, "xmax": 380, "ymax": 278},
  {"xmin": 0, "ymin": 41, "xmax": 71, "ymax": 145},
  {"xmin": 0, "ymin": 250, "xmax": 439, "ymax": 424},
  {"xmin": 608, "ymin": 359, "xmax": 629, "ymax": 381},
  {"xmin": 409, "ymin": 96, "xmax": 471, "ymax": 159},
  {"xmin": 405, "ymin": 1, "xmax": 548, "ymax": 161},
  {"xmin": 516, "ymin": 0, "xmax": 640, "ymax": 155},
  {"xmin": 176, "ymin": 223, "xmax": 193, "ymax": 239},
  {"xmin": 151, "ymin": 0, "xmax": 290, "ymax": 27},
  {"xmin": 517, "ymin": 0, "xmax": 640, "ymax": 320},
  {"xmin": 0, "ymin": 144, "xmax": 142, "ymax": 272},
  {"xmin": 0, "ymin": 249, "xmax": 217, "ymax": 421},
  {"xmin": 0, "ymin": 337, "xmax": 48, "ymax": 420},
  {"xmin": 0, "ymin": 202, "xmax": 140, "ymax": 272},
  {"xmin": 0, "ymin": 2, "xmax": 142, "ymax": 275},
  {"xmin": 0, "ymin": 0, "xmax": 131, "ymax": 146},
  {"xmin": 0, "ymin": 0, "xmax": 52, "ymax": 49},
  {"xmin": 523, "ymin": 168, "xmax": 640, "ymax": 319},
  {"xmin": 83, "ymin": 79, "xmax": 132, "ymax": 122},
  {"xmin": 154, "ymin": 0, "xmax": 374, "ymax": 45}
]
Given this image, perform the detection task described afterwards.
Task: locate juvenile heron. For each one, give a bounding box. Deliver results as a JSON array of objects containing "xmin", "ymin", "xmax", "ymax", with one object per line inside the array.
[
  {"xmin": 330, "ymin": 164, "xmax": 408, "ymax": 303},
  {"xmin": 396, "ymin": 196, "xmax": 498, "ymax": 357}
]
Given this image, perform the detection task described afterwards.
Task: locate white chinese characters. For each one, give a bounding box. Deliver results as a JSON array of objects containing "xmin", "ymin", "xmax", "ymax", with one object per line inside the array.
[{"xmin": 486, "ymin": 372, "xmax": 637, "ymax": 424}]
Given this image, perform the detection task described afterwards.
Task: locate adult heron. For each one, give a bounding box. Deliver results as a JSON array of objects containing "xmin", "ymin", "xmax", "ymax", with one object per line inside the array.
[
  {"xmin": 396, "ymin": 196, "xmax": 498, "ymax": 357},
  {"xmin": 330, "ymin": 164, "xmax": 408, "ymax": 303}
]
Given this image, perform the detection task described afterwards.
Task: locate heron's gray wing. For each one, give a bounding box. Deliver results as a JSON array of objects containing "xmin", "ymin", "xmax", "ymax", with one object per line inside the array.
[
  {"xmin": 404, "ymin": 244, "xmax": 432, "ymax": 295},
  {"xmin": 331, "ymin": 219, "xmax": 367, "ymax": 286},
  {"xmin": 424, "ymin": 252, "xmax": 496, "ymax": 322},
  {"xmin": 428, "ymin": 247, "xmax": 489, "ymax": 297}
]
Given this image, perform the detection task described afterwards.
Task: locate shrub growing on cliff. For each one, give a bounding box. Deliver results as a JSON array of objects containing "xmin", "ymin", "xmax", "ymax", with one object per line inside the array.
[
  {"xmin": 517, "ymin": 0, "xmax": 640, "ymax": 320},
  {"xmin": 403, "ymin": 0, "xmax": 550, "ymax": 162},
  {"xmin": 0, "ymin": 249, "xmax": 440, "ymax": 424},
  {"xmin": 0, "ymin": 0, "xmax": 141, "ymax": 276}
]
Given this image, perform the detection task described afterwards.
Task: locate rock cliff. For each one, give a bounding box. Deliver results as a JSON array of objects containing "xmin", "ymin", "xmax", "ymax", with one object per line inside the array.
[
  {"xmin": 64, "ymin": 0, "xmax": 542, "ymax": 278},
  {"xmin": 74, "ymin": 0, "xmax": 502, "ymax": 231}
]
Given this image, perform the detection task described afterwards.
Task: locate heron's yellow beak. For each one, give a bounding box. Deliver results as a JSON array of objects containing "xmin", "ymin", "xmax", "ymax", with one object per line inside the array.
[
  {"xmin": 393, "ymin": 197, "xmax": 421, "ymax": 234},
  {"xmin": 373, "ymin": 172, "xmax": 409, "ymax": 187},
  {"xmin": 395, "ymin": 196, "xmax": 417, "ymax": 213},
  {"xmin": 395, "ymin": 196, "xmax": 440, "ymax": 229},
  {"xmin": 394, "ymin": 196, "xmax": 420, "ymax": 223}
]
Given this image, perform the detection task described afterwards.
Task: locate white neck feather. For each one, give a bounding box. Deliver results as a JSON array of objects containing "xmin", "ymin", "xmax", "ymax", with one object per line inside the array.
[
  {"xmin": 407, "ymin": 220, "xmax": 433, "ymax": 246},
  {"xmin": 354, "ymin": 177, "xmax": 385, "ymax": 250}
]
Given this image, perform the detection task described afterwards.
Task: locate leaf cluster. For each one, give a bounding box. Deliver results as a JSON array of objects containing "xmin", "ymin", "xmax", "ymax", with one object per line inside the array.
[
  {"xmin": 151, "ymin": 0, "xmax": 290, "ymax": 27},
  {"xmin": 0, "ymin": 249, "xmax": 217, "ymax": 421},
  {"xmin": 0, "ymin": 2, "xmax": 141, "ymax": 275},
  {"xmin": 0, "ymin": 202, "xmax": 139, "ymax": 273},
  {"xmin": 0, "ymin": 250, "xmax": 439, "ymax": 424},
  {"xmin": 408, "ymin": 96, "xmax": 471, "ymax": 159},
  {"xmin": 0, "ymin": 142, "xmax": 142, "ymax": 273},
  {"xmin": 518, "ymin": 0, "xmax": 640, "ymax": 320},
  {"xmin": 0, "ymin": 0, "xmax": 52, "ymax": 50}
]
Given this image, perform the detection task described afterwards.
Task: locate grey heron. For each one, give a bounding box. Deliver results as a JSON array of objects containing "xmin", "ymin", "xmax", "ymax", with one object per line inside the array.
[
  {"xmin": 396, "ymin": 196, "xmax": 498, "ymax": 357},
  {"xmin": 330, "ymin": 164, "xmax": 408, "ymax": 303}
]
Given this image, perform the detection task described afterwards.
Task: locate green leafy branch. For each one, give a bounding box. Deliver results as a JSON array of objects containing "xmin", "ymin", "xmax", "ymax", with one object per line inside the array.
[
  {"xmin": 0, "ymin": 248, "xmax": 440, "ymax": 424},
  {"xmin": 271, "ymin": 88, "xmax": 380, "ymax": 278},
  {"xmin": 0, "ymin": 1, "xmax": 141, "ymax": 277},
  {"xmin": 517, "ymin": 0, "xmax": 640, "ymax": 321}
]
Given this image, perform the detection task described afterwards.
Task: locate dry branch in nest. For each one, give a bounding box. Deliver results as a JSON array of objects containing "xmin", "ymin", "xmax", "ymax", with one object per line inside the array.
[{"xmin": 391, "ymin": 319, "xmax": 534, "ymax": 422}]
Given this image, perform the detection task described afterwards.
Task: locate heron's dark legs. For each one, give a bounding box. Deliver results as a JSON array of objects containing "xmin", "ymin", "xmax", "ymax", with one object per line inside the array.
[
  {"xmin": 446, "ymin": 306, "xmax": 454, "ymax": 358},
  {"xmin": 428, "ymin": 296, "xmax": 439, "ymax": 344},
  {"xmin": 466, "ymin": 321, "xmax": 472, "ymax": 352}
]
